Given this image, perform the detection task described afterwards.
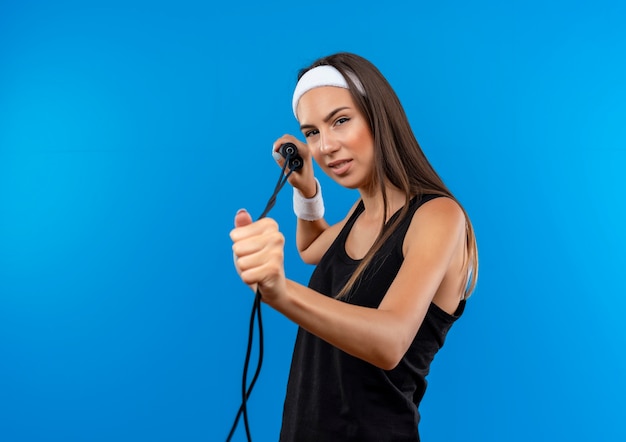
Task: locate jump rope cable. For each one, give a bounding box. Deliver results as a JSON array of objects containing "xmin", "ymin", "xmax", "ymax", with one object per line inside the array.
[{"xmin": 226, "ymin": 152, "xmax": 299, "ymax": 442}]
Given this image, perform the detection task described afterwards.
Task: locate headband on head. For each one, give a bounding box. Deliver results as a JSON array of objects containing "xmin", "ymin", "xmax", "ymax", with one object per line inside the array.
[{"xmin": 291, "ymin": 65, "xmax": 365, "ymax": 118}]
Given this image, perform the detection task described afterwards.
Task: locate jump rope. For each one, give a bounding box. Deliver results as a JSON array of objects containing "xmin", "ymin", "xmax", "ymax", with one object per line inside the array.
[{"xmin": 226, "ymin": 143, "xmax": 303, "ymax": 442}]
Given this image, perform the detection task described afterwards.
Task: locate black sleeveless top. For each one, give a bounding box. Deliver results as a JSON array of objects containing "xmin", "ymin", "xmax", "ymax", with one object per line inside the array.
[{"xmin": 279, "ymin": 194, "xmax": 466, "ymax": 442}]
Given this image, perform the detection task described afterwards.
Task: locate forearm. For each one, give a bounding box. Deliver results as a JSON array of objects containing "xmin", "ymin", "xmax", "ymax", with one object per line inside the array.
[
  {"xmin": 266, "ymin": 279, "xmax": 410, "ymax": 370},
  {"xmin": 292, "ymin": 177, "xmax": 330, "ymax": 261},
  {"xmin": 296, "ymin": 218, "xmax": 329, "ymax": 258}
]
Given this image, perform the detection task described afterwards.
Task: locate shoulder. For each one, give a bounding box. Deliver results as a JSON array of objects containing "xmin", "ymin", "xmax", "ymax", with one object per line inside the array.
[
  {"xmin": 415, "ymin": 196, "xmax": 465, "ymax": 224},
  {"xmin": 403, "ymin": 196, "xmax": 466, "ymax": 255}
]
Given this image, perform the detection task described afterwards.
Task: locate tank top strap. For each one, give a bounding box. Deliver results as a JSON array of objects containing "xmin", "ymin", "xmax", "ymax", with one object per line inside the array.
[
  {"xmin": 334, "ymin": 199, "xmax": 365, "ymax": 246},
  {"xmin": 337, "ymin": 194, "xmax": 444, "ymax": 243},
  {"xmin": 385, "ymin": 193, "xmax": 444, "ymax": 232},
  {"xmin": 404, "ymin": 193, "xmax": 443, "ymax": 221},
  {"xmin": 332, "ymin": 194, "xmax": 444, "ymax": 261}
]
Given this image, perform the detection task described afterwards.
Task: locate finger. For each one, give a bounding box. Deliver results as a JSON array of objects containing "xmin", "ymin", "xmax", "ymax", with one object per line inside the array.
[
  {"xmin": 238, "ymin": 249, "xmax": 284, "ymax": 286},
  {"xmin": 271, "ymin": 142, "xmax": 287, "ymax": 167},
  {"xmin": 271, "ymin": 145, "xmax": 283, "ymax": 162},
  {"xmin": 272, "ymin": 135, "xmax": 307, "ymax": 160},
  {"xmin": 232, "ymin": 250, "xmax": 259, "ymax": 293},
  {"xmin": 234, "ymin": 208, "xmax": 253, "ymax": 228},
  {"xmin": 231, "ymin": 217, "xmax": 279, "ymax": 243},
  {"xmin": 233, "ymin": 226, "xmax": 284, "ymax": 260}
]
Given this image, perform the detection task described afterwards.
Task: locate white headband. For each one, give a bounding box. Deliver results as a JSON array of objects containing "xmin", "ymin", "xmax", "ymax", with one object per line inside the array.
[{"xmin": 291, "ymin": 65, "xmax": 364, "ymax": 118}]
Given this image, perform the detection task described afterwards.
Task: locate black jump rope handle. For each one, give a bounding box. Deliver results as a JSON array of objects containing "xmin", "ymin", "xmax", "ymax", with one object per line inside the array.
[
  {"xmin": 257, "ymin": 143, "xmax": 303, "ymax": 220},
  {"xmin": 279, "ymin": 142, "xmax": 303, "ymax": 172},
  {"xmin": 226, "ymin": 143, "xmax": 302, "ymax": 442}
]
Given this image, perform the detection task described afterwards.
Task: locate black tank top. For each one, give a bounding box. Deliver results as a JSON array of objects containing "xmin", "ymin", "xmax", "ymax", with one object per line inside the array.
[{"xmin": 279, "ymin": 194, "xmax": 466, "ymax": 442}]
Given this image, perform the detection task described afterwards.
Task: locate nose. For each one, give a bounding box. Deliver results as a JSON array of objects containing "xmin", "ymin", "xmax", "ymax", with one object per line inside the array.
[{"xmin": 318, "ymin": 130, "xmax": 340, "ymax": 155}]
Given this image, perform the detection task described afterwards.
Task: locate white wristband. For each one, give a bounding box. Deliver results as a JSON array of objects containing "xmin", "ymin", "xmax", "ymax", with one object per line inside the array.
[{"xmin": 293, "ymin": 178, "xmax": 325, "ymax": 221}]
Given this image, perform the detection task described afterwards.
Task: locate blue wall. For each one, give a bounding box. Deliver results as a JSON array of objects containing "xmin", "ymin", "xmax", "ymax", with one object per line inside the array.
[{"xmin": 1, "ymin": 1, "xmax": 625, "ymax": 441}]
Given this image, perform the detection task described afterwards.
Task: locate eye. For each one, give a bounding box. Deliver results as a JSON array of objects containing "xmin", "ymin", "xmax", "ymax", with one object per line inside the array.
[
  {"xmin": 304, "ymin": 129, "xmax": 319, "ymax": 138},
  {"xmin": 335, "ymin": 117, "xmax": 350, "ymax": 126}
]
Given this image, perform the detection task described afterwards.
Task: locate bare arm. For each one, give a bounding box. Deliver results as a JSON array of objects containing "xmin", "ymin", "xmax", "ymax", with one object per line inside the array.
[
  {"xmin": 296, "ymin": 217, "xmax": 330, "ymax": 263},
  {"xmin": 296, "ymin": 199, "xmax": 360, "ymax": 265},
  {"xmin": 231, "ymin": 197, "xmax": 466, "ymax": 370}
]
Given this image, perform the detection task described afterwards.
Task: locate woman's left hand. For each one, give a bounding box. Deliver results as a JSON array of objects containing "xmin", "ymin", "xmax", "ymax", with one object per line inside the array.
[{"xmin": 230, "ymin": 209, "xmax": 287, "ymax": 303}]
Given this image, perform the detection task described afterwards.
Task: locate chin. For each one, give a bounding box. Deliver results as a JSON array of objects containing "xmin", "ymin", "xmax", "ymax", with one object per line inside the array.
[{"xmin": 333, "ymin": 175, "xmax": 370, "ymax": 191}]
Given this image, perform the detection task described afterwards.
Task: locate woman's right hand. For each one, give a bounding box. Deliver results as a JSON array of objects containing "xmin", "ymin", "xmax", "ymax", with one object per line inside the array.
[{"xmin": 272, "ymin": 135, "xmax": 318, "ymax": 198}]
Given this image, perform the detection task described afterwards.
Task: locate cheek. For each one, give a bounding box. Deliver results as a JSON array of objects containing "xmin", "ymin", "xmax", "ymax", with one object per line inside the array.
[
  {"xmin": 346, "ymin": 122, "xmax": 373, "ymax": 151},
  {"xmin": 351, "ymin": 133, "xmax": 375, "ymax": 159}
]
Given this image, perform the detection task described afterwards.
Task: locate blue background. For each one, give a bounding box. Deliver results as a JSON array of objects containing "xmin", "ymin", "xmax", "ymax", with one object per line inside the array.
[{"xmin": 1, "ymin": 1, "xmax": 625, "ymax": 441}]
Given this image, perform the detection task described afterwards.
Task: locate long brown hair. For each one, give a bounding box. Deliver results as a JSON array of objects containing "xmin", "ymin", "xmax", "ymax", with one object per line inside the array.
[{"xmin": 297, "ymin": 53, "xmax": 478, "ymax": 299}]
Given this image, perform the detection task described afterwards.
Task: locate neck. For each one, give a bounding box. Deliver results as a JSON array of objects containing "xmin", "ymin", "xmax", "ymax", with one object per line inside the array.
[{"xmin": 358, "ymin": 182, "xmax": 406, "ymax": 223}]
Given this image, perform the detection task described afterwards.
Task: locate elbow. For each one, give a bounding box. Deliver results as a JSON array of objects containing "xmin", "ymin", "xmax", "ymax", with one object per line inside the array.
[
  {"xmin": 377, "ymin": 352, "xmax": 404, "ymax": 371},
  {"xmin": 371, "ymin": 340, "xmax": 409, "ymax": 371},
  {"xmin": 377, "ymin": 357, "xmax": 402, "ymax": 371},
  {"xmin": 299, "ymin": 248, "xmax": 319, "ymax": 265}
]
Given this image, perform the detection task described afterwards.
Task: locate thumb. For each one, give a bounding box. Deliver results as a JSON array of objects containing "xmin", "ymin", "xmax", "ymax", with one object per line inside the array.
[{"xmin": 234, "ymin": 208, "xmax": 253, "ymax": 228}]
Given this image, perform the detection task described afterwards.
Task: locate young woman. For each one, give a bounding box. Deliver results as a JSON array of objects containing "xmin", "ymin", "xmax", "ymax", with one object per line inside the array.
[{"xmin": 230, "ymin": 52, "xmax": 478, "ymax": 441}]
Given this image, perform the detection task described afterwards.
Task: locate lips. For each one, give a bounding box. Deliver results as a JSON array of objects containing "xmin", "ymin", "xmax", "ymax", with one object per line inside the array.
[{"xmin": 327, "ymin": 159, "xmax": 352, "ymax": 175}]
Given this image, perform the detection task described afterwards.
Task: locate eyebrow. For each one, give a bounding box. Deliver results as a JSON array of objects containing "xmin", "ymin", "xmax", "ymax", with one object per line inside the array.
[{"xmin": 299, "ymin": 106, "xmax": 351, "ymax": 131}]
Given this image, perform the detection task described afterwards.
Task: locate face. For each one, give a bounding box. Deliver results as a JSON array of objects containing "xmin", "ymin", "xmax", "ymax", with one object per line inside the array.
[{"xmin": 297, "ymin": 86, "xmax": 375, "ymax": 190}]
